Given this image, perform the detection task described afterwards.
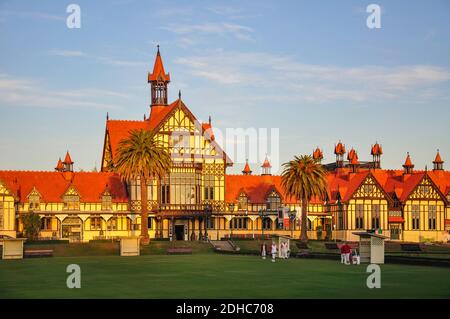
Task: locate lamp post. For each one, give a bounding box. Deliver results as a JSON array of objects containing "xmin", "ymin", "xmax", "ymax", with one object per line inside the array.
[
  {"xmin": 203, "ymin": 204, "xmax": 212, "ymax": 241},
  {"xmin": 289, "ymin": 212, "xmax": 296, "ymax": 238},
  {"xmin": 259, "ymin": 209, "xmax": 266, "ymax": 241},
  {"xmin": 228, "ymin": 203, "xmax": 235, "ymax": 240}
]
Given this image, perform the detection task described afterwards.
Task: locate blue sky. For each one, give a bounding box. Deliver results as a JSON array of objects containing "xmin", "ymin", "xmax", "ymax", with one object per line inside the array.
[{"xmin": 0, "ymin": 0, "xmax": 449, "ymax": 174}]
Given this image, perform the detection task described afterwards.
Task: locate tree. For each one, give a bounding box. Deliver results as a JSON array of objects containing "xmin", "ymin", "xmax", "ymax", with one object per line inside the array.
[
  {"xmin": 114, "ymin": 129, "xmax": 171, "ymax": 244},
  {"xmin": 21, "ymin": 212, "xmax": 41, "ymax": 241},
  {"xmin": 281, "ymin": 155, "xmax": 328, "ymax": 242}
]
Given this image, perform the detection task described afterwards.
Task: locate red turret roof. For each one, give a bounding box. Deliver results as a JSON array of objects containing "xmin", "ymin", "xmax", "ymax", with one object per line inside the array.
[
  {"xmin": 55, "ymin": 158, "xmax": 64, "ymax": 171},
  {"xmin": 242, "ymin": 161, "xmax": 252, "ymax": 175},
  {"xmin": 313, "ymin": 147, "xmax": 323, "ymax": 160},
  {"xmin": 347, "ymin": 148, "xmax": 356, "ymax": 161},
  {"xmin": 403, "ymin": 153, "xmax": 414, "ymax": 168},
  {"xmin": 148, "ymin": 47, "xmax": 170, "ymax": 82},
  {"xmin": 262, "ymin": 156, "xmax": 272, "ymax": 168},
  {"xmin": 371, "ymin": 143, "xmax": 383, "ymax": 156},
  {"xmin": 434, "ymin": 151, "xmax": 443, "ymax": 163},
  {"xmin": 64, "ymin": 151, "xmax": 73, "ymax": 164},
  {"xmin": 350, "ymin": 153, "xmax": 359, "ymax": 165},
  {"xmin": 334, "ymin": 142, "xmax": 346, "ymax": 155}
]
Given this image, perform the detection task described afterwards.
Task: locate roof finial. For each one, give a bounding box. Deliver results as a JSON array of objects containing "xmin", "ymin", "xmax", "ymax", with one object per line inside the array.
[
  {"xmin": 157, "ymin": 44, "xmax": 160, "ymax": 53},
  {"xmin": 178, "ymin": 90, "xmax": 181, "ymax": 99},
  {"xmin": 106, "ymin": 112, "xmax": 109, "ymax": 121},
  {"xmin": 144, "ymin": 114, "xmax": 146, "ymax": 121},
  {"xmin": 208, "ymin": 115, "xmax": 211, "ymax": 125}
]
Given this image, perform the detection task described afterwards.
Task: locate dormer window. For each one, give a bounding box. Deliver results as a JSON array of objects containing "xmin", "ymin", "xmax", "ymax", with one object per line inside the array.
[
  {"xmin": 267, "ymin": 190, "xmax": 281, "ymax": 211},
  {"xmin": 27, "ymin": 187, "xmax": 41, "ymax": 211},
  {"xmin": 238, "ymin": 193, "xmax": 248, "ymax": 211},
  {"xmin": 63, "ymin": 186, "xmax": 80, "ymax": 211},
  {"xmin": 101, "ymin": 192, "xmax": 112, "ymax": 211},
  {"xmin": 28, "ymin": 195, "xmax": 41, "ymax": 211}
]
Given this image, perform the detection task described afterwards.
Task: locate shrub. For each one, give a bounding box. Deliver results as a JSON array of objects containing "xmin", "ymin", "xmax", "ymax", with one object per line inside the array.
[{"xmin": 21, "ymin": 212, "xmax": 41, "ymax": 241}]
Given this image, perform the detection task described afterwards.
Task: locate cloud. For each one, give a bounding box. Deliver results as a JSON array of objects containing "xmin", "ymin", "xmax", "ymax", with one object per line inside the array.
[
  {"xmin": 47, "ymin": 49, "xmax": 146, "ymax": 67},
  {"xmin": 175, "ymin": 51, "xmax": 450, "ymax": 104},
  {"xmin": 48, "ymin": 49, "xmax": 87, "ymax": 57},
  {"xmin": 0, "ymin": 73, "xmax": 130, "ymax": 110},
  {"xmin": 0, "ymin": 10, "xmax": 65, "ymax": 22},
  {"xmin": 162, "ymin": 22, "xmax": 254, "ymax": 41}
]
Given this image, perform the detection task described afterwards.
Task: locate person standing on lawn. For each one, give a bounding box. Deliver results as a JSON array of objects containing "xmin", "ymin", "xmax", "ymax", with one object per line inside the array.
[
  {"xmin": 261, "ymin": 242, "xmax": 266, "ymax": 259},
  {"xmin": 340, "ymin": 242, "xmax": 351, "ymax": 265},
  {"xmin": 271, "ymin": 242, "xmax": 277, "ymax": 262}
]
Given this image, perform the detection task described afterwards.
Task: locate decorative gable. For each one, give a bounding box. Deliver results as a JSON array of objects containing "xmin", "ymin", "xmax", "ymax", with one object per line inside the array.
[
  {"xmin": 409, "ymin": 177, "xmax": 443, "ymax": 200},
  {"xmin": 352, "ymin": 176, "xmax": 386, "ymax": 199}
]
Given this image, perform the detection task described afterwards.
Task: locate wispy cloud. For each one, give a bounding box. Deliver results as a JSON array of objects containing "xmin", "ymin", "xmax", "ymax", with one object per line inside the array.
[
  {"xmin": 162, "ymin": 22, "xmax": 254, "ymax": 41},
  {"xmin": 48, "ymin": 49, "xmax": 87, "ymax": 57},
  {"xmin": 47, "ymin": 49, "xmax": 146, "ymax": 67},
  {"xmin": 0, "ymin": 73, "xmax": 130, "ymax": 110},
  {"xmin": 0, "ymin": 10, "xmax": 65, "ymax": 22},
  {"xmin": 175, "ymin": 51, "xmax": 450, "ymax": 104}
]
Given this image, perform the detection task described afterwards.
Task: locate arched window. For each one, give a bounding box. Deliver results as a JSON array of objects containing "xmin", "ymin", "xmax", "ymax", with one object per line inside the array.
[
  {"xmin": 266, "ymin": 190, "xmax": 281, "ymax": 211},
  {"xmin": 238, "ymin": 193, "xmax": 248, "ymax": 211}
]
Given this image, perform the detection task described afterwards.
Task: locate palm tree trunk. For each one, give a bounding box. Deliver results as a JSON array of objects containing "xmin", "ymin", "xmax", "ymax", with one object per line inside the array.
[
  {"xmin": 300, "ymin": 198, "xmax": 308, "ymax": 242},
  {"xmin": 140, "ymin": 175, "xmax": 149, "ymax": 243}
]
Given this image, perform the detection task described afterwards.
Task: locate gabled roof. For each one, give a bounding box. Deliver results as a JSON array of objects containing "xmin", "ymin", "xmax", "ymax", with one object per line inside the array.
[
  {"xmin": 105, "ymin": 98, "xmax": 232, "ymax": 165},
  {"xmin": 0, "ymin": 171, "xmax": 128, "ymax": 203},
  {"xmin": 225, "ymin": 175, "xmax": 297, "ymax": 204}
]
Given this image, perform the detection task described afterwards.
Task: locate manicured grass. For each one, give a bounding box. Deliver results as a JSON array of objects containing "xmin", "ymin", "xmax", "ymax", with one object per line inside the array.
[{"xmin": 0, "ymin": 254, "xmax": 449, "ymax": 298}]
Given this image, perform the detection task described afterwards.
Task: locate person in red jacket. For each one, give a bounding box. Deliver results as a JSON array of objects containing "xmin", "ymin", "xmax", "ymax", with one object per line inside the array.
[{"xmin": 340, "ymin": 242, "xmax": 351, "ymax": 265}]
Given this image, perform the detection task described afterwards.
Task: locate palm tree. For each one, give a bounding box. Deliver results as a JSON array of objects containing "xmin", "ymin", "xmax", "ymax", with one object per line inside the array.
[
  {"xmin": 281, "ymin": 155, "xmax": 328, "ymax": 242},
  {"xmin": 114, "ymin": 129, "xmax": 172, "ymax": 244}
]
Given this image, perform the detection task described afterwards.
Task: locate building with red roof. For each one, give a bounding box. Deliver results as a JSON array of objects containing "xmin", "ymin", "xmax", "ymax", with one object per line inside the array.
[{"xmin": 0, "ymin": 48, "xmax": 449, "ymax": 243}]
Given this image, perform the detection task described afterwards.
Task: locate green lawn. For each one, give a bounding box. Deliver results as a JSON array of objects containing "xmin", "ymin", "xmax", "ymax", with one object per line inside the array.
[{"xmin": 0, "ymin": 254, "xmax": 449, "ymax": 298}]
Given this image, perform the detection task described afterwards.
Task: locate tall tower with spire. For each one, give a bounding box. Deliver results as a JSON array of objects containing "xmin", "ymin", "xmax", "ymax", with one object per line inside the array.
[{"xmin": 148, "ymin": 45, "xmax": 170, "ymax": 108}]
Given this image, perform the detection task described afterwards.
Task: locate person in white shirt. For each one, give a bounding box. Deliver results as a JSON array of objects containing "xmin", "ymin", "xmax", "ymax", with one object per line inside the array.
[{"xmin": 271, "ymin": 243, "xmax": 277, "ymax": 262}]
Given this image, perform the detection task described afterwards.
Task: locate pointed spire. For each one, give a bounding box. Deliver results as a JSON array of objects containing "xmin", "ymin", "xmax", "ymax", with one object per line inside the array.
[
  {"xmin": 55, "ymin": 158, "xmax": 64, "ymax": 172},
  {"xmin": 64, "ymin": 151, "xmax": 74, "ymax": 164},
  {"xmin": 433, "ymin": 149, "xmax": 444, "ymax": 171},
  {"xmin": 403, "ymin": 152, "xmax": 414, "ymax": 174},
  {"xmin": 261, "ymin": 155, "xmax": 272, "ymax": 176},
  {"xmin": 242, "ymin": 159, "xmax": 252, "ymax": 175},
  {"xmin": 148, "ymin": 45, "xmax": 170, "ymax": 82}
]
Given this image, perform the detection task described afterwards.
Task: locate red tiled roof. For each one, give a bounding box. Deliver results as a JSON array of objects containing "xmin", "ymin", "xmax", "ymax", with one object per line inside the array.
[
  {"xmin": 105, "ymin": 99, "xmax": 232, "ymax": 164},
  {"xmin": 148, "ymin": 48, "xmax": 170, "ymax": 82},
  {"xmin": 0, "ymin": 171, "xmax": 128, "ymax": 203},
  {"xmin": 225, "ymin": 175, "xmax": 297, "ymax": 204},
  {"xmin": 389, "ymin": 216, "xmax": 404, "ymax": 223}
]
